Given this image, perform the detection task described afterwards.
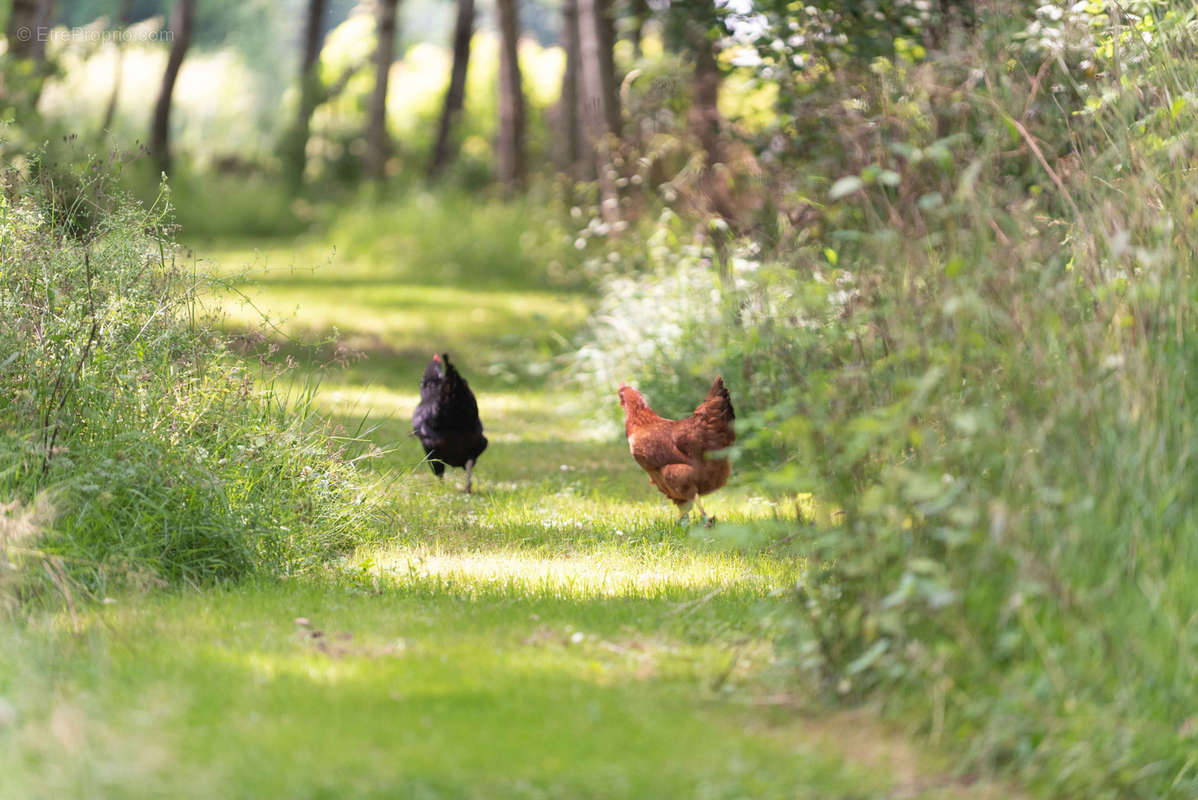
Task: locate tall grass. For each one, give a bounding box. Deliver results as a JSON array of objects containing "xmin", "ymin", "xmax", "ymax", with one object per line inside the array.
[
  {"xmin": 575, "ymin": 4, "xmax": 1198, "ymax": 796},
  {"xmin": 0, "ymin": 164, "xmax": 386, "ymax": 598}
]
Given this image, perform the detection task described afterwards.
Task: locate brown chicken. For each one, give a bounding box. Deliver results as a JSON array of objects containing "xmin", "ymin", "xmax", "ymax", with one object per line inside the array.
[{"xmin": 618, "ymin": 377, "xmax": 736, "ymax": 525}]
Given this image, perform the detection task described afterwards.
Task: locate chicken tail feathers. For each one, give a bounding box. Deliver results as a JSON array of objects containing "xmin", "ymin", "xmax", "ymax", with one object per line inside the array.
[{"xmin": 695, "ymin": 376, "xmax": 735, "ymax": 423}]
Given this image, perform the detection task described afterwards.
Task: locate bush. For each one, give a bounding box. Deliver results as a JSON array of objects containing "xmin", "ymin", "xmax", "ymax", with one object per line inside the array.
[
  {"xmin": 575, "ymin": 3, "xmax": 1198, "ymax": 796},
  {"xmin": 0, "ymin": 163, "xmax": 385, "ymax": 596},
  {"xmin": 572, "ymin": 210, "xmax": 729, "ymax": 410}
]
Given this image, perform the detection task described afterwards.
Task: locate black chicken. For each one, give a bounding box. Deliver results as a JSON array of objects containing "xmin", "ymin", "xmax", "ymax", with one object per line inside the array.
[{"xmin": 412, "ymin": 353, "xmax": 488, "ymax": 493}]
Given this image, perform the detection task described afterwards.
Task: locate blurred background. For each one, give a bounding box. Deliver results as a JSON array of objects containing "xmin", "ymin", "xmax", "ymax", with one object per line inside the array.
[{"xmin": 0, "ymin": 0, "xmax": 768, "ymax": 239}]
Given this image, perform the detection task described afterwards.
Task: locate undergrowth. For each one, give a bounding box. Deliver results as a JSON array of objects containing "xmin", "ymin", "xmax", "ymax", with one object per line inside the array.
[
  {"xmin": 0, "ymin": 163, "xmax": 386, "ymax": 599},
  {"xmin": 574, "ymin": 3, "xmax": 1198, "ymax": 797}
]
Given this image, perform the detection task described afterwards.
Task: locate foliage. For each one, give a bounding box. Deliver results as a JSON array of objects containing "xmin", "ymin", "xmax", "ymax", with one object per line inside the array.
[
  {"xmin": 575, "ymin": 2, "xmax": 1198, "ymax": 796},
  {"xmin": 736, "ymin": 0, "xmax": 972, "ymax": 64},
  {"xmin": 0, "ymin": 163, "xmax": 386, "ymax": 596},
  {"xmin": 570, "ymin": 209, "xmax": 745, "ymax": 430}
]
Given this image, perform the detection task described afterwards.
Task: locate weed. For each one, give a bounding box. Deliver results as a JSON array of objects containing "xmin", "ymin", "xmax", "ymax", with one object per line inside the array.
[{"xmin": 0, "ymin": 165, "xmax": 386, "ymax": 595}]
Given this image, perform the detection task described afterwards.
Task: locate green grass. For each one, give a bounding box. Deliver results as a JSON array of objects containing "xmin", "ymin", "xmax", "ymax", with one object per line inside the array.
[
  {"xmin": 1, "ymin": 227, "xmax": 1020, "ymax": 799},
  {"xmin": 4, "ymin": 582, "xmax": 875, "ymax": 799}
]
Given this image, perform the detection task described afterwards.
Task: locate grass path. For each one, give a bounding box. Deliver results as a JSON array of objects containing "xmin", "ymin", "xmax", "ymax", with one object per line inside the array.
[{"xmin": 2, "ymin": 234, "xmax": 1016, "ymax": 799}]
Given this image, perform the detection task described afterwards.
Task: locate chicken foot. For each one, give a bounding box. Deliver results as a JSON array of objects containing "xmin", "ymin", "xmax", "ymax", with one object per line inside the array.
[{"xmin": 675, "ymin": 499, "xmax": 715, "ymax": 527}]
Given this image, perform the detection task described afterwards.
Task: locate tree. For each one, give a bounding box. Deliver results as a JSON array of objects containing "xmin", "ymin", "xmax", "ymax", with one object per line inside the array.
[
  {"xmin": 495, "ymin": 0, "xmax": 526, "ymax": 189},
  {"xmin": 578, "ymin": 0, "xmax": 620, "ymax": 222},
  {"xmin": 427, "ymin": 0, "xmax": 475, "ymax": 180},
  {"xmin": 628, "ymin": 0, "xmax": 649, "ymax": 58},
  {"xmin": 4, "ymin": 0, "xmax": 57, "ymax": 111},
  {"xmin": 594, "ymin": 0, "xmax": 620, "ymax": 136},
  {"xmin": 558, "ymin": 0, "xmax": 583, "ymax": 178},
  {"xmin": 365, "ymin": 0, "xmax": 400, "ymax": 181},
  {"xmin": 150, "ymin": 0, "xmax": 196, "ymax": 175},
  {"xmin": 29, "ymin": 0, "xmax": 55, "ymax": 62},
  {"xmin": 99, "ymin": 0, "xmax": 135, "ymax": 139},
  {"xmin": 280, "ymin": 0, "xmax": 329, "ymax": 185},
  {"xmin": 6, "ymin": 0, "xmax": 39, "ymax": 61},
  {"xmin": 686, "ymin": 2, "xmax": 733, "ymax": 219}
]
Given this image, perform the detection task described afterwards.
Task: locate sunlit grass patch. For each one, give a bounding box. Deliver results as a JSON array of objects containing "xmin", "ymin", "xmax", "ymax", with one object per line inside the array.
[
  {"xmin": 354, "ymin": 543, "xmax": 798, "ymax": 600},
  {"xmin": 369, "ymin": 457, "xmax": 815, "ymax": 557},
  {"xmin": 197, "ymin": 239, "xmax": 587, "ymax": 396},
  {"xmin": 215, "ymin": 280, "xmax": 585, "ymax": 356}
]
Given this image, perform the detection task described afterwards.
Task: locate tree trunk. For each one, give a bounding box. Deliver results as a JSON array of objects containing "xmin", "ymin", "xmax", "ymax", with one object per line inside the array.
[
  {"xmin": 365, "ymin": 0, "xmax": 399, "ymax": 181},
  {"xmin": 578, "ymin": 0, "xmax": 619, "ymax": 223},
  {"xmin": 29, "ymin": 0, "xmax": 56, "ymax": 62},
  {"xmin": 99, "ymin": 0, "xmax": 134, "ymax": 139},
  {"xmin": 6, "ymin": 0, "xmax": 39, "ymax": 61},
  {"xmin": 299, "ymin": 0, "xmax": 328, "ymax": 87},
  {"xmin": 629, "ymin": 0, "xmax": 649, "ymax": 58},
  {"xmin": 4, "ymin": 0, "xmax": 55, "ymax": 111},
  {"xmin": 595, "ymin": 0, "xmax": 620, "ymax": 136},
  {"xmin": 150, "ymin": 0, "xmax": 195, "ymax": 175},
  {"xmin": 427, "ymin": 0, "xmax": 475, "ymax": 180},
  {"xmin": 495, "ymin": 0, "xmax": 525, "ymax": 190},
  {"xmin": 687, "ymin": 6, "xmax": 732, "ymax": 220},
  {"xmin": 559, "ymin": 0, "xmax": 582, "ymax": 178},
  {"xmin": 690, "ymin": 37, "xmax": 721, "ymax": 169},
  {"xmin": 929, "ymin": 0, "xmax": 975, "ymax": 49},
  {"xmin": 282, "ymin": 0, "xmax": 328, "ymax": 185}
]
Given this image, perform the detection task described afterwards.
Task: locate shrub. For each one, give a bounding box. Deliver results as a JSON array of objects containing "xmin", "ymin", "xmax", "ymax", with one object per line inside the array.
[
  {"xmin": 572, "ymin": 210, "xmax": 729, "ymax": 413},
  {"xmin": 574, "ymin": 3, "xmax": 1198, "ymax": 796},
  {"xmin": 0, "ymin": 163, "xmax": 385, "ymax": 596}
]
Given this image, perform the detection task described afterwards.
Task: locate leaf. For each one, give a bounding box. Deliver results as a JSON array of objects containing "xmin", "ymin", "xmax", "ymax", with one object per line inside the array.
[
  {"xmin": 846, "ymin": 639, "xmax": 890, "ymax": 675},
  {"xmin": 907, "ymin": 558, "xmax": 945, "ymax": 575},
  {"xmin": 918, "ymin": 192, "xmax": 944, "ymax": 211},
  {"xmin": 829, "ymin": 176, "xmax": 864, "ymax": 200}
]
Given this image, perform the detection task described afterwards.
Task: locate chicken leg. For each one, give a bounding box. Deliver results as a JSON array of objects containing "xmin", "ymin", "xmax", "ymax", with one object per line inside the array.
[{"xmin": 464, "ymin": 459, "xmax": 475, "ymax": 494}]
